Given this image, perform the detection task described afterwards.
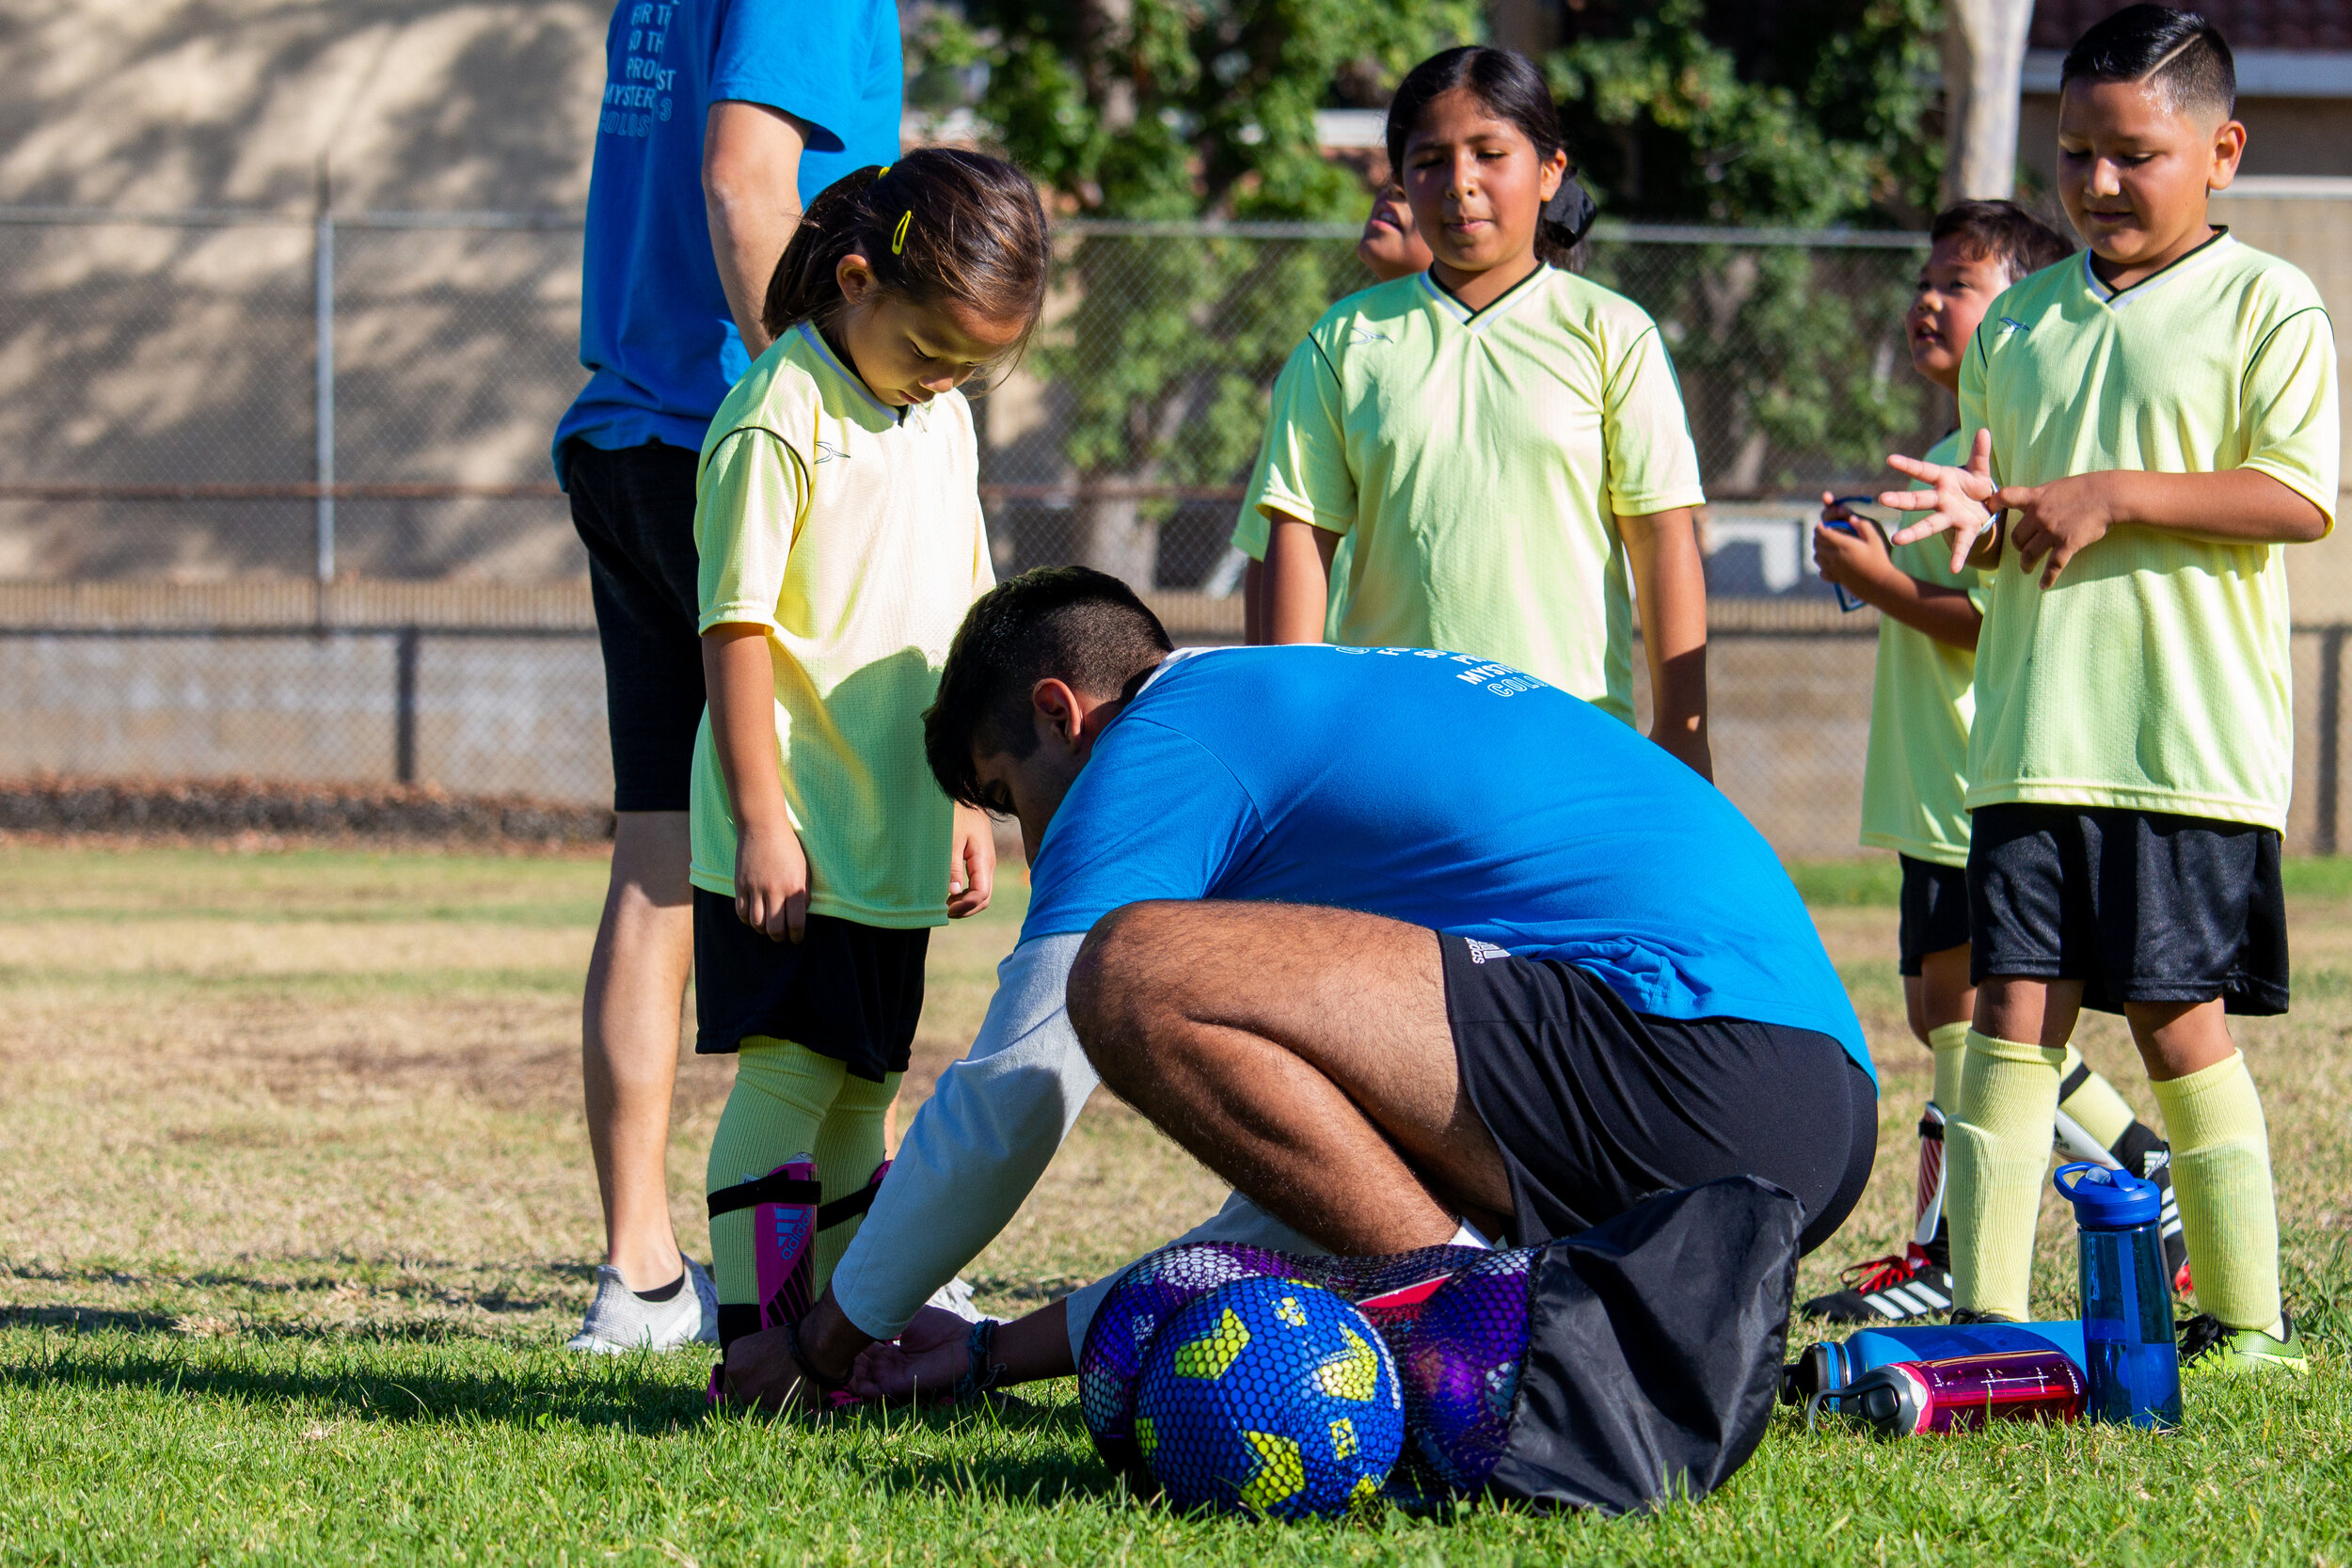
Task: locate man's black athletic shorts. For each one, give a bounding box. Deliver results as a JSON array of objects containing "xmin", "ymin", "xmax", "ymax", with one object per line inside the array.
[
  {"xmin": 1898, "ymin": 854, "xmax": 1972, "ymax": 975},
  {"xmin": 564, "ymin": 438, "xmax": 706, "ymax": 813},
  {"xmin": 1440, "ymin": 935, "xmax": 1876, "ymax": 1255},
  {"xmin": 691, "ymin": 890, "xmax": 929, "ymax": 1081},
  {"xmin": 1968, "ymin": 803, "xmax": 2288, "ymax": 1015}
]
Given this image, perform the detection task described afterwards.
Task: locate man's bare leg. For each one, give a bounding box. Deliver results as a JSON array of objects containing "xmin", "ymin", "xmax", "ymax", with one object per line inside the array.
[
  {"xmin": 1067, "ymin": 900, "xmax": 1513, "ymax": 1253},
  {"xmin": 583, "ymin": 810, "xmax": 696, "ymax": 1289}
]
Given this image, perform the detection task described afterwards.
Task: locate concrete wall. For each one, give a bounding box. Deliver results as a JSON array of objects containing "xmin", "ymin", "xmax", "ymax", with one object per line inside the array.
[{"xmin": 0, "ymin": 0, "xmax": 605, "ymax": 212}]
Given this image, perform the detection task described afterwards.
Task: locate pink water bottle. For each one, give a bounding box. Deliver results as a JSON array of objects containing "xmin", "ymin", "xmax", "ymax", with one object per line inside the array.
[{"xmin": 1840, "ymin": 1349, "xmax": 2087, "ymax": 1436}]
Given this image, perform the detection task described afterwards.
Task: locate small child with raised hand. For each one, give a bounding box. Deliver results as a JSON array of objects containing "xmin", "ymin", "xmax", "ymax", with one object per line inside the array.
[
  {"xmin": 1233, "ymin": 182, "xmax": 1433, "ymax": 641},
  {"xmin": 690, "ymin": 148, "xmax": 1050, "ymax": 1399},
  {"xmin": 1884, "ymin": 6, "xmax": 2336, "ymax": 1370},
  {"xmin": 1803, "ymin": 200, "xmax": 2185, "ymax": 1325}
]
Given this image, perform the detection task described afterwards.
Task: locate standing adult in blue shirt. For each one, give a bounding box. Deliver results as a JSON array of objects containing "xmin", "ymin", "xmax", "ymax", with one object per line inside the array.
[
  {"xmin": 556, "ymin": 0, "xmax": 901, "ymax": 1354},
  {"xmin": 715, "ymin": 567, "xmax": 1879, "ymax": 1409}
]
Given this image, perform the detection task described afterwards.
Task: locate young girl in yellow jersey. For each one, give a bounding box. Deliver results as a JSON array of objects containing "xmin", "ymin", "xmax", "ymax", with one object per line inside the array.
[
  {"xmin": 1252, "ymin": 46, "xmax": 1712, "ymax": 777},
  {"xmin": 1804, "ymin": 201, "xmax": 2185, "ymax": 1324},
  {"xmin": 691, "ymin": 150, "xmax": 1049, "ymax": 1400}
]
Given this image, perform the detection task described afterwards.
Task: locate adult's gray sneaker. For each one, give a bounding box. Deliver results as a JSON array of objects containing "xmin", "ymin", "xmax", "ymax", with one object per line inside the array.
[{"xmin": 565, "ymin": 1257, "xmax": 720, "ymax": 1354}]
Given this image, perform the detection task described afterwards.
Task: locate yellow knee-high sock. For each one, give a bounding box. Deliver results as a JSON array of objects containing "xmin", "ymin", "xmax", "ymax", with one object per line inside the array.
[
  {"xmin": 1947, "ymin": 1030, "xmax": 2065, "ymax": 1320},
  {"xmin": 2151, "ymin": 1052, "xmax": 2281, "ymax": 1334},
  {"xmin": 2056, "ymin": 1042, "xmax": 2138, "ymax": 1151},
  {"xmin": 811, "ymin": 1069, "xmax": 901, "ymax": 1293},
  {"xmin": 1929, "ymin": 1021, "xmax": 1970, "ymax": 1114},
  {"xmin": 707, "ymin": 1038, "xmax": 843, "ymax": 1317}
]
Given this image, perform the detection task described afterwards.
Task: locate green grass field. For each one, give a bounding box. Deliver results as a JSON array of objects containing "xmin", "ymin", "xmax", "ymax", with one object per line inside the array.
[{"xmin": 3, "ymin": 843, "xmax": 2347, "ymax": 1564}]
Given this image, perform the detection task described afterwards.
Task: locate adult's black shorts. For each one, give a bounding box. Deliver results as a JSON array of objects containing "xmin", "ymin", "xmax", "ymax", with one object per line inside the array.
[
  {"xmin": 1968, "ymin": 803, "xmax": 2288, "ymax": 1015},
  {"xmin": 564, "ymin": 438, "xmax": 706, "ymax": 813},
  {"xmin": 1898, "ymin": 854, "xmax": 1972, "ymax": 975},
  {"xmin": 691, "ymin": 889, "xmax": 930, "ymax": 1081},
  {"xmin": 1441, "ymin": 935, "xmax": 1877, "ymax": 1255}
]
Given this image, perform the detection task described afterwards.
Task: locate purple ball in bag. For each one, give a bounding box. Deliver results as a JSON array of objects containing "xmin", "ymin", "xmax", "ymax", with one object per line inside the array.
[
  {"xmin": 1401, "ymin": 1248, "xmax": 1535, "ymax": 1492},
  {"xmin": 1079, "ymin": 1243, "xmax": 1290, "ymax": 1488}
]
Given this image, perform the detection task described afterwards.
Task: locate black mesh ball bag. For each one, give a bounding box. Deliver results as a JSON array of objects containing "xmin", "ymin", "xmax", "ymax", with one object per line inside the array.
[{"xmin": 1080, "ymin": 1176, "xmax": 1803, "ymax": 1516}]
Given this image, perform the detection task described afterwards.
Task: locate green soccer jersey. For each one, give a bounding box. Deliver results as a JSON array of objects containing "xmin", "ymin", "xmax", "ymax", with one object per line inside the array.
[
  {"xmin": 1960, "ymin": 233, "xmax": 2340, "ymax": 832},
  {"xmin": 1246, "ymin": 265, "xmax": 1706, "ymax": 721},
  {"xmin": 1861, "ymin": 430, "xmax": 1984, "ymax": 865}
]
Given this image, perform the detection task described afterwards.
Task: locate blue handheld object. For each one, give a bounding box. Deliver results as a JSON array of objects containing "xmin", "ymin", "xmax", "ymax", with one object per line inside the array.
[
  {"xmin": 2056, "ymin": 1162, "xmax": 2183, "ymax": 1430},
  {"xmin": 1820, "ymin": 497, "xmax": 1879, "ymax": 613},
  {"xmin": 1802, "ymin": 1320, "xmax": 2086, "ymax": 1397}
]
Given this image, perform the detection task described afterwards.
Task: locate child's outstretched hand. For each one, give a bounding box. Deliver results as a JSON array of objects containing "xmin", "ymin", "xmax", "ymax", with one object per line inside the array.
[
  {"xmin": 1883, "ymin": 427, "xmax": 1998, "ymax": 575},
  {"xmin": 735, "ymin": 820, "xmax": 810, "ymax": 943},
  {"xmin": 948, "ymin": 801, "xmax": 995, "ymax": 919}
]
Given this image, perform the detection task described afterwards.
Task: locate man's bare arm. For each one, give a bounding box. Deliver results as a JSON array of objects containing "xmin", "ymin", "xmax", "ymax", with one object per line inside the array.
[{"xmin": 703, "ymin": 102, "xmax": 809, "ymax": 360}]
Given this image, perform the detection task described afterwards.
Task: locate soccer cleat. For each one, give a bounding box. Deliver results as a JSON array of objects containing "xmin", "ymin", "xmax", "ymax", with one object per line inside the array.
[
  {"xmin": 1801, "ymin": 1102, "xmax": 1955, "ymax": 1323},
  {"xmin": 2179, "ymin": 1311, "xmax": 2307, "ymax": 1376},
  {"xmin": 1800, "ymin": 1242, "xmax": 1955, "ymax": 1324},
  {"xmin": 566, "ymin": 1257, "xmax": 715, "ymax": 1354}
]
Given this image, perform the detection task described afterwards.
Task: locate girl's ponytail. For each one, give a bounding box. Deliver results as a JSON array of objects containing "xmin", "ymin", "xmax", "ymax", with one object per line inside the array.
[
  {"xmin": 764, "ymin": 166, "xmax": 886, "ymax": 332},
  {"xmin": 1538, "ymin": 176, "xmax": 1598, "ymax": 273},
  {"xmin": 759, "ymin": 149, "xmax": 1050, "ymax": 362}
]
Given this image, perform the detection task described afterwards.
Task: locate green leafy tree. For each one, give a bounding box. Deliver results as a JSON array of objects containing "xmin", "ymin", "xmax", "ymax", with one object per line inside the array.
[
  {"xmin": 914, "ymin": 1, "xmax": 1478, "ymax": 584},
  {"xmin": 1549, "ymin": 0, "xmax": 1947, "ymax": 490}
]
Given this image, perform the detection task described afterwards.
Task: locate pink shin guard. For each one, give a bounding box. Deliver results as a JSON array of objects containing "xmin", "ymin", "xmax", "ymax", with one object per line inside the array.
[{"xmin": 753, "ymin": 1157, "xmax": 819, "ymax": 1331}]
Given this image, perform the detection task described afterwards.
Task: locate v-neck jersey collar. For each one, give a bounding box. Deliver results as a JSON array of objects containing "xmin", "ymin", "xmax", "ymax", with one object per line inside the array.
[
  {"xmin": 2082, "ymin": 228, "xmax": 2234, "ymax": 309},
  {"xmin": 1418, "ymin": 262, "xmax": 1551, "ymax": 332},
  {"xmin": 799, "ymin": 322, "xmax": 903, "ymax": 422}
]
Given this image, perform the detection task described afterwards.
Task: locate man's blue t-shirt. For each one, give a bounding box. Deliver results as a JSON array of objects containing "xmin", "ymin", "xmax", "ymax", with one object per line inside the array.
[
  {"xmin": 554, "ymin": 0, "xmax": 902, "ymax": 469},
  {"xmin": 1023, "ymin": 646, "xmax": 1871, "ymax": 1078}
]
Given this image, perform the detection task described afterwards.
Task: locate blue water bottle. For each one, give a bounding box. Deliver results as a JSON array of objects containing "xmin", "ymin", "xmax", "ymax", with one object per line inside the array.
[{"xmin": 2054, "ymin": 1162, "xmax": 2182, "ymax": 1430}]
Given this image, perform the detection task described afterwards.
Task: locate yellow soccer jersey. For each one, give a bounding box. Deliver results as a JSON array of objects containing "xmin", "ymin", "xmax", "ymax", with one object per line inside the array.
[
  {"xmin": 689, "ymin": 325, "xmax": 993, "ymax": 925},
  {"xmin": 1861, "ymin": 431, "xmax": 1984, "ymax": 865},
  {"xmin": 1960, "ymin": 233, "xmax": 2339, "ymax": 832},
  {"xmin": 1246, "ymin": 265, "xmax": 1706, "ymax": 721}
]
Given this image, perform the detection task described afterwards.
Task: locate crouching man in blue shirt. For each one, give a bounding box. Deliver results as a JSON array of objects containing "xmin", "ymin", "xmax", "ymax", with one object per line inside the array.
[{"xmin": 721, "ymin": 567, "xmax": 1877, "ymax": 1409}]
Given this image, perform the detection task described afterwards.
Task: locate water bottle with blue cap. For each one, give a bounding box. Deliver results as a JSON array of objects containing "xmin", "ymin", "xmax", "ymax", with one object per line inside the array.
[{"xmin": 2055, "ymin": 1161, "xmax": 2182, "ymax": 1429}]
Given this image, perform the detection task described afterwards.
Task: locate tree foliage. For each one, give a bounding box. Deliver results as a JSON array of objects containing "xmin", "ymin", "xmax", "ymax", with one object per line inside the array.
[
  {"xmin": 1549, "ymin": 0, "xmax": 1947, "ymax": 489},
  {"xmin": 912, "ymin": 0, "xmax": 1953, "ymax": 575},
  {"xmin": 914, "ymin": 1, "xmax": 1477, "ymax": 581},
  {"xmin": 1549, "ymin": 0, "xmax": 1944, "ymax": 227}
]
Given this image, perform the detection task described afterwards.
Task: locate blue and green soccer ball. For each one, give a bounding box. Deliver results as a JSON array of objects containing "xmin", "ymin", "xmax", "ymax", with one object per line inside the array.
[{"xmin": 1133, "ymin": 1275, "xmax": 1405, "ymax": 1518}]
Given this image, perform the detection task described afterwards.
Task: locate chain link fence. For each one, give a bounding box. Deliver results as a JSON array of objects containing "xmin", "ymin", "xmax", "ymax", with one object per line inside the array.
[{"xmin": 1, "ymin": 208, "xmax": 2337, "ymax": 856}]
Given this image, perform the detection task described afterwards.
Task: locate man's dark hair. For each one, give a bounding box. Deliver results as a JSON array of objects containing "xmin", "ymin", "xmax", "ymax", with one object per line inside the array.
[
  {"xmin": 924, "ymin": 567, "xmax": 1174, "ymax": 808},
  {"xmin": 2062, "ymin": 5, "xmax": 2235, "ymax": 122},
  {"xmin": 1930, "ymin": 199, "xmax": 2077, "ymax": 283}
]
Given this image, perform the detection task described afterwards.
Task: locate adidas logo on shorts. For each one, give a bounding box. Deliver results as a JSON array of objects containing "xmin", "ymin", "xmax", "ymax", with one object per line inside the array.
[{"xmin": 1465, "ymin": 940, "xmax": 1511, "ymax": 965}]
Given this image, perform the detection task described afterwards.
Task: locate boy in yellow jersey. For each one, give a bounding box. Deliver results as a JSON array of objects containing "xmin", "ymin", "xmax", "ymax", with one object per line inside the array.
[
  {"xmin": 1886, "ymin": 6, "xmax": 2336, "ymax": 1372},
  {"xmin": 1804, "ymin": 201, "xmax": 2186, "ymax": 1325}
]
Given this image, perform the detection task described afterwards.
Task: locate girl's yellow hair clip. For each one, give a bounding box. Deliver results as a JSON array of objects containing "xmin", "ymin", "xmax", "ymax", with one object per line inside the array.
[{"xmin": 892, "ymin": 210, "xmax": 911, "ymax": 256}]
